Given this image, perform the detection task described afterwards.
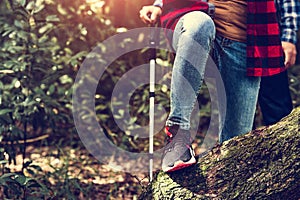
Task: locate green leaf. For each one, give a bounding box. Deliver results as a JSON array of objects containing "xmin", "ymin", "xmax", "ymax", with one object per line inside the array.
[
  {"xmin": 4, "ymin": 60, "xmax": 18, "ymax": 69},
  {"xmin": 46, "ymin": 15, "xmax": 60, "ymax": 22},
  {"xmin": 47, "ymin": 84, "xmax": 55, "ymax": 95},
  {"xmin": 15, "ymin": 174, "xmax": 27, "ymax": 185},
  {"xmin": 0, "ymin": 109, "xmax": 13, "ymax": 116},
  {"xmin": 59, "ymin": 75, "xmax": 73, "ymax": 84},
  {"xmin": 0, "ymin": 69, "xmax": 15, "ymax": 74},
  {"xmin": 0, "ymin": 173, "xmax": 19, "ymax": 188},
  {"xmin": 57, "ymin": 4, "xmax": 67, "ymax": 15},
  {"xmin": 32, "ymin": 4, "xmax": 45, "ymax": 14},
  {"xmin": 38, "ymin": 23, "xmax": 54, "ymax": 34},
  {"xmin": 2, "ymin": 29, "xmax": 14, "ymax": 37},
  {"xmin": 26, "ymin": 1, "xmax": 34, "ymax": 10},
  {"xmin": 14, "ymin": 19, "xmax": 24, "ymax": 29},
  {"xmin": 18, "ymin": 0, "xmax": 26, "ymax": 7}
]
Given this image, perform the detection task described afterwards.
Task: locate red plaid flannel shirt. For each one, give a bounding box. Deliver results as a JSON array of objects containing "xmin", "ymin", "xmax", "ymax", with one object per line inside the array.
[{"xmin": 160, "ymin": 0, "xmax": 285, "ymax": 77}]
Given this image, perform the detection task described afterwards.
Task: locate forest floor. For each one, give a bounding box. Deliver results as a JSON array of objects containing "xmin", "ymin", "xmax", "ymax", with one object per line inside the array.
[
  {"xmin": 4, "ymin": 131, "xmax": 214, "ymax": 199},
  {"xmin": 6, "ymin": 139, "xmax": 150, "ymax": 200}
]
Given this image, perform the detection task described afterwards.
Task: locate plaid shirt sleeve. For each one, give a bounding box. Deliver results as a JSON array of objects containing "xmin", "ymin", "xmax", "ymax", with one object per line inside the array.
[{"xmin": 276, "ymin": 0, "xmax": 300, "ymax": 44}]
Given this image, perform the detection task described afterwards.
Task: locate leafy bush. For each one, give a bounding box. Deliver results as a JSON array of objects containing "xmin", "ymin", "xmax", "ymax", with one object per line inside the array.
[
  {"xmin": 0, "ymin": 172, "xmax": 51, "ymax": 199},
  {"xmin": 0, "ymin": 0, "xmax": 120, "ymax": 198},
  {"xmin": 1, "ymin": 0, "xmax": 72, "ymax": 165}
]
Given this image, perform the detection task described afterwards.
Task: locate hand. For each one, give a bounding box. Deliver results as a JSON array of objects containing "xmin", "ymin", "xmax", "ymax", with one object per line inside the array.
[
  {"xmin": 139, "ymin": 5, "xmax": 162, "ymax": 24},
  {"xmin": 282, "ymin": 41, "xmax": 297, "ymax": 69}
]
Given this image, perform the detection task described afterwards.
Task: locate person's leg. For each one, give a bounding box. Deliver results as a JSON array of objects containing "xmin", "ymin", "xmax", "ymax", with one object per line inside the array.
[
  {"xmin": 213, "ymin": 35, "xmax": 261, "ymax": 143},
  {"xmin": 166, "ymin": 11, "xmax": 215, "ymax": 129},
  {"xmin": 258, "ymin": 71, "xmax": 293, "ymax": 125},
  {"xmin": 162, "ymin": 11, "xmax": 215, "ymax": 172}
]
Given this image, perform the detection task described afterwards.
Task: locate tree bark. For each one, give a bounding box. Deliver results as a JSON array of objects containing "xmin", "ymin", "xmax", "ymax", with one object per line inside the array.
[{"xmin": 139, "ymin": 107, "xmax": 300, "ymax": 200}]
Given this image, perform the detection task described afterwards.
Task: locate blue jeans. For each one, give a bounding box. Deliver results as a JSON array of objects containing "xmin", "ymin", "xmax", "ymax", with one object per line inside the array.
[{"xmin": 166, "ymin": 11, "xmax": 261, "ymax": 143}]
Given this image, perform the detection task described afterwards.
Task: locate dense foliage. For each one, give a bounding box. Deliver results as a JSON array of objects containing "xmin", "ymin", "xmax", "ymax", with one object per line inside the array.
[{"xmin": 0, "ymin": 0, "xmax": 119, "ymax": 198}]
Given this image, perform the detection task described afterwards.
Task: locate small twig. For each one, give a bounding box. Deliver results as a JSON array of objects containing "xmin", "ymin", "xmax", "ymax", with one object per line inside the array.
[
  {"xmin": 1, "ymin": 134, "xmax": 50, "ymax": 145},
  {"xmin": 130, "ymin": 174, "xmax": 149, "ymax": 190},
  {"xmin": 22, "ymin": 121, "xmax": 27, "ymax": 173}
]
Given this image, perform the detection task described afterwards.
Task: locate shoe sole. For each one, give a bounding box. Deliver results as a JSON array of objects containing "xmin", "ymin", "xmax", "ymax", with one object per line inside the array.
[{"xmin": 162, "ymin": 149, "xmax": 196, "ymax": 172}]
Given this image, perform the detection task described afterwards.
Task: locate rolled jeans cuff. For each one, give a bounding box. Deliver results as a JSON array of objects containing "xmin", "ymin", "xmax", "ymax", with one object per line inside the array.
[{"xmin": 165, "ymin": 120, "xmax": 190, "ymax": 130}]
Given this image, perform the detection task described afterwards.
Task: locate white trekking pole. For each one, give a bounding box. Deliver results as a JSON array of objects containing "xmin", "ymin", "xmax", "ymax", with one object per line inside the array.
[{"xmin": 149, "ymin": 25, "xmax": 156, "ymax": 182}]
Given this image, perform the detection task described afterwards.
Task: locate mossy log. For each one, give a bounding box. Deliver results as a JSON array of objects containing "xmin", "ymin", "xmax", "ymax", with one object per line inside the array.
[{"xmin": 139, "ymin": 107, "xmax": 300, "ymax": 199}]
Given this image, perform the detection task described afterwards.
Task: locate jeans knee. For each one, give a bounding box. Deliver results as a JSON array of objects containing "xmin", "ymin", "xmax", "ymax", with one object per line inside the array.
[
  {"xmin": 173, "ymin": 11, "xmax": 215, "ymax": 50},
  {"xmin": 181, "ymin": 11, "xmax": 215, "ymax": 39}
]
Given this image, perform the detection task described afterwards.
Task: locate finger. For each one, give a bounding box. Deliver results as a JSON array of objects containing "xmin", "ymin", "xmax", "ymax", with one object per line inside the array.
[
  {"xmin": 284, "ymin": 52, "xmax": 297, "ymax": 69},
  {"xmin": 282, "ymin": 42, "xmax": 297, "ymax": 69},
  {"xmin": 290, "ymin": 54, "xmax": 296, "ymax": 66},
  {"xmin": 139, "ymin": 8, "xmax": 152, "ymax": 24},
  {"xmin": 140, "ymin": 15, "xmax": 150, "ymax": 24},
  {"xmin": 284, "ymin": 54, "xmax": 291, "ymax": 69},
  {"xmin": 149, "ymin": 12, "xmax": 157, "ymax": 23},
  {"xmin": 284, "ymin": 53, "xmax": 290, "ymax": 65},
  {"xmin": 139, "ymin": 13, "xmax": 147, "ymax": 23}
]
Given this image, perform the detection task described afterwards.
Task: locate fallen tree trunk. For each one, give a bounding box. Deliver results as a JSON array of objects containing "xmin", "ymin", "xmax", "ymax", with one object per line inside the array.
[{"xmin": 139, "ymin": 107, "xmax": 300, "ymax": 199}]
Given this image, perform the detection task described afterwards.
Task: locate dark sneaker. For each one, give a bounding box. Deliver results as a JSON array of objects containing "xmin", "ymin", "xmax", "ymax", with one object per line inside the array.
[{"xmin": 162, "ymin": 125, "xmax": 196, "ymax": 172}]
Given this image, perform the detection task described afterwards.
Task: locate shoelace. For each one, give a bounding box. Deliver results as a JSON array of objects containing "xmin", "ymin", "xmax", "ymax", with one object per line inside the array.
[{"xmin": 165, "ymin": 132, "xmax": 190, "ymax": 152}]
